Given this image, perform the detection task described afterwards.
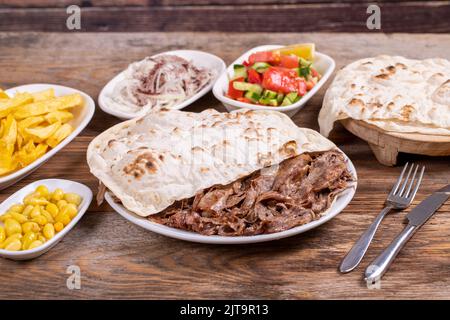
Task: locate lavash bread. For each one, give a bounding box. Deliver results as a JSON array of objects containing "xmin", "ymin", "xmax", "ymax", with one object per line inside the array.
[
  {"xmin": 319, "ymin": 55, "xmax": 450, "ymax": 136},
  {"xmin": 87, "ymin": 108, "xmax": 336, "ymax": 217}
]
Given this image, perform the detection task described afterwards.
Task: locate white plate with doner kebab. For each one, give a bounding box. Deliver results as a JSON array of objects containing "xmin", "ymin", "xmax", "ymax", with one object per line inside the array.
[{"xmin": 88, "ymin": 108, "xmax": 357, "ymax": 244}]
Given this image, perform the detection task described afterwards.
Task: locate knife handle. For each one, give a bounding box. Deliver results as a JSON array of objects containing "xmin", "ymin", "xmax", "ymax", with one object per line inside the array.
[
  {"xmin": 340, "ymin": 206, "xmax": 393, "ymax": 273},
  {"xmin": 365, "ymin": 224, "xmax": 416, "ymax": 283}
]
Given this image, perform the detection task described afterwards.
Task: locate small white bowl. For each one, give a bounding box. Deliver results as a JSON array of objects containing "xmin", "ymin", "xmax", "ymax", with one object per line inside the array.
[
  {"xmin": 213, "ymin": 45, "xmax": 335, "ymax": 118},
  {"xmin": 1, "ymin": 84, "xmax": 95, "ymax": 190},
  {"xmin": 98, "ymin": 50, "xmax": 226, "ymax": 120},
  {"xmin": 0, "ymin": 179, "xmax": 93, "ymax": 260},
  {"xmin": 106, "ymin": 152, "xmax": 357, "ymax": 245}
]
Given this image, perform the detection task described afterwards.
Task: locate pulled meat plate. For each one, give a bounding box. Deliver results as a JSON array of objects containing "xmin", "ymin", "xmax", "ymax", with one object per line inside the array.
[{"xmin": 105, "ymin": 149, "xmax": 356, "ymax": 244}]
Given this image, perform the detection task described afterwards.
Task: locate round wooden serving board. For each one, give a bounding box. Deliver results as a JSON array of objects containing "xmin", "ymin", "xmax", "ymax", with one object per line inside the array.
[{"xmin": 341, "ymin": 119, "xmax": 450, "ymax": 166}]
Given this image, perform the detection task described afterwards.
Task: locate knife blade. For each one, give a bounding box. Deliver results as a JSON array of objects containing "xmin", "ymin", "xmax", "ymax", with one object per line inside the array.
[
  {"xmin": 365, "ymin": 184, "xmax": 450, "ymax": 283},
  {"xmin": 406, "ymin": 184, "xmax": 450, "ymax": 226}
]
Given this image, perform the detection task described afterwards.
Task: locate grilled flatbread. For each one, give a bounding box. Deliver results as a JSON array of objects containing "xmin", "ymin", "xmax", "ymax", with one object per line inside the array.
[
  {"xmin": 87, "ymin": 108, "xmax": 338, "ymax": 217},
  {"xmin": 319, "ymin": 55, "xmax": 450, "ymax": 136}
]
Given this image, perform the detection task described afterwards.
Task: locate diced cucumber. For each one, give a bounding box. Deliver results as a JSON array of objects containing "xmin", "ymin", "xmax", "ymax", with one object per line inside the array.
[
  {"xmin": 251, "ymin": 62, "xmax": 270, "ymax": 73},
  {"xmin": 262, "ymin": 89, "xmax": 277, "ymax": 99},
  {"xmin": 276, "ymin": 93, "xmax": 284, "ymax": 104},
  {"xmin": 245, "ymin": 91, "xmax": 261, "ymax": 103},
  {"xmin": 286, "ymin": 92, "xmax": 299, "ymax": 102},
  {"xmin": 281, "ymin": 92, "xmax": 301, "ymax": 106},
  {"xmin": 281, "ymin": 96, "xmax": 293, "ymax": 106},
  {"xmin": 259, "ymin": 96, "xmax": 278, "ymax": 106},
  {"xmin": 268, "ymin": 99, "xmax": 278, "ymax": 106},
  {"xmin": 293, "ymin": 67, "xmax": 301, "ymax": 77},
  {"xmin": 258, "ymin": 97, "xmax": 271, "ymax": 105},
  {"xmin": 232, "ymin": 81, "xmax": 263, "ymax": 94},
  {"xmin": 233, "ymin": 64, "xmax": 247, "ymax": 79}
]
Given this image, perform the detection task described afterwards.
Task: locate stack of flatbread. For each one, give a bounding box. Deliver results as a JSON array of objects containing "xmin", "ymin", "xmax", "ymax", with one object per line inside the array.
[{"xmin": 319, "ymin": 55, "xmax": 450, "ymax": 136}]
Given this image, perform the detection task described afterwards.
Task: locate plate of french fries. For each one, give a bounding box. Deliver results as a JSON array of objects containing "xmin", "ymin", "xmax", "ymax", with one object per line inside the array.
[{"xmin": 0, "ymin": 84, "xmax": 95, "ymax": 190}]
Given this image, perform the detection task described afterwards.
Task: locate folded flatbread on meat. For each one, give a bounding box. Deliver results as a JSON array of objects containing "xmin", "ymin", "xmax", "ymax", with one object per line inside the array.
[
  {"xmin": 87, "ymin": 109, "xmax": 354, "ymax": 235},
  {"xmin": 319, "ymin": 55, "xmax": 450, "ymax": 136}
]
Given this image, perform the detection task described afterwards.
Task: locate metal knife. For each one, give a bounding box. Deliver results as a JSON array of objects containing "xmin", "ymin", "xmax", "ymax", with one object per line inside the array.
[{"xmin": 365, "ymin": 184, "xmax": 450, "ymax": 283}]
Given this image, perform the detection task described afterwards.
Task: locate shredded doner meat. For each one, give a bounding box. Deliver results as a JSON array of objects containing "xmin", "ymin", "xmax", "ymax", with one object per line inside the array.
[{"xmin": 149, "ymin": 150, "xmax": 353, "ymax": 236}]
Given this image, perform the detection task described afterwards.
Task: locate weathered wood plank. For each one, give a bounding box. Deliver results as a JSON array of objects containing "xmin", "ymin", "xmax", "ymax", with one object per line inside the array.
[
  {"xmin": 0, "ymin": 32, "xmax": 449, "ymax": 299},
  {"xmin": 0, "ymin": 3, "xmax": 449, "ymax": 32}
]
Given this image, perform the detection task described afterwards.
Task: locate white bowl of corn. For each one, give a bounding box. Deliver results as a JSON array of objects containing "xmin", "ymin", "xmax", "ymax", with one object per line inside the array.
[{"xmin": 0, "ymin": 179, "xmax": 92, "ymax": 260}]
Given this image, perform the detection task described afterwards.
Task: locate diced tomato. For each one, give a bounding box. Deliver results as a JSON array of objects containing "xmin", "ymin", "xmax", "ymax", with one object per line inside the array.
[
  {"xmin": 279, "ymin": 54, "xmax": 299, "ymax": 68},
  {"xmin": 247, "ymin": 68, "xmax": 262, "ymax": 84},
  {"xmin": 262, "ymin": 67, "xmax": 307, "ymax": 96},
  {"xmin": 227, "ymin": 77, "xmax": 245, "ymax": 99},
  {"xmin": 236, "ymin": 97, "xmax": 252, "ymax": 103},
  {"xmin": 311, "ymin": 67, "xmax": 319, "ymax": 77},
  {"xmin": 242, "ymin": 60, "xmax": 250, "ymax": 67},
  {"xmin": 248, "ymin": 51, "xmax": 279, "ymax": 65},
  {"xmin": 306, "ymin": 81, "xmax": 314, "ymax": 91}
]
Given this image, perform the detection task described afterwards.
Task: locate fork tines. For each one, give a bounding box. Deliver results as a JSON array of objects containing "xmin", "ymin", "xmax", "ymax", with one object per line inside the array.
[{"xmin": 390, "ymin": 162, "xmax": 425, "ymax": 200}]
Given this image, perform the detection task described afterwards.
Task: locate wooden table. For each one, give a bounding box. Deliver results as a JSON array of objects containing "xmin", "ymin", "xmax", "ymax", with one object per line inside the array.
[{"xmin": 0, "ymin": 32, "xmax": 449, "ymax": 299}]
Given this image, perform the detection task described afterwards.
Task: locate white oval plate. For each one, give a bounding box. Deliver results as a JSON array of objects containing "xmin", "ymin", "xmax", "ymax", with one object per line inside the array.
[
  {"xmin": 1, "ymin": 84, "xmax": 95, "ymax": 190},
  {"xmin": 106, "ymin": 154, "xmax": 357, "ymax": 244},
  {"xmin": 98, "ymin": 50, "xmax": 226, "ymax": 120},
  {"xmin": 213, "ymin": 45, "xmax": 335, "ymax": 118},
  {"xmin": 0, "ymin": 179, "xmax": 93, "ymax": 260}
]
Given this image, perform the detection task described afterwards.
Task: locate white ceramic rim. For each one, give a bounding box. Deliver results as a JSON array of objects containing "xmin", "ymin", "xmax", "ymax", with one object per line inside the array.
[
  {"xmin": 0, "ymin": 179, "xmax": 93, "ymax": 257},
  {"xmin": 212, "ymin": 44, "xmax": 336, "ymax": 112},
  {"xmin": 98, "ymin": 49, "xmax": 226, "ymax": 120},
  {"xmin": 106, "ymin": 152, "xmax": 357, "ymax": 244},
  {"xmin": 0, "ymin": 84, "xmax": 95, "ymax": 185}
]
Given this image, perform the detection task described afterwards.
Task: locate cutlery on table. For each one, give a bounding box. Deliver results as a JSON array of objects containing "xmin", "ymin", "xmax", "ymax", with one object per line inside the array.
[
  {"xmin": 365, "ymin": 184, "xmax": 450, "ymax": 283},
  {"xmin": 339, "ymin": 163, "xmax": 425, "ymax": 273}
]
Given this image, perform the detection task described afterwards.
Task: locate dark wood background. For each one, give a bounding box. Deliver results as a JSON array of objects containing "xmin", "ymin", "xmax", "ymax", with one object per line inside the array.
[{"xmin": 0, "ymin": 0, "xmax": 449, "ymax": 33}]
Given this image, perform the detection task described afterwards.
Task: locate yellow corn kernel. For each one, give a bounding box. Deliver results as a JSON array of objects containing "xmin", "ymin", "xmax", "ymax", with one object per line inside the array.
[
  {"xmin": 0, "ymin": 226, "xmax": 5, "ymax": 243},
  {"xmin": 41, "ymin": 210, "xmax": 54, "ymax": 223},
  {"xmin": 55, "ymin": 212, "xmax": 70, "ymax": 226},
  {"xmin": 51, "ymin": 188, "xmax": 64, "ymax": 202},
  {"xmin": 37, "ymin": 234, "xmax": 46, "ymax": 243},
  {"xmin": 61, "ymin": 203, "xmax": 78, "ymax": 219},
  {"xmin": 9, "ymin": 204, "xmax": 24, "ymax": 213},
  {"xmin": 4, "ymin": 238, "xmax": 22, "ymax": 251},
  {"xmin": 35, "ymin": 185, "xmax": 50, "ymax": 198},
  {"xmin": 30, "ymin": 205, "xmax": 41, "ymax": 218},
  {"xmin": 10, "ymin": 212, "xmax": 28, "ymax": 224},
  {"xmin": 63, "ymin": 193, "xmax": 82, "ymax": 206},
  {"xmin": 32, "ymin": 215, "xmax": 47, "ymax": 226},
  {"xmin": 22, "ymin": 221, "xmax": 40, "ymax": 233},
  {"xmin": 22, "ymin": 205, "xmax": 34, "ymax": 217},
  {"xmin": 54, "ymin": 222, "xmax": 64, "ymax": 232},
  {"xmin": 22, "ymin": 231, "xmax": 37, "ymax": 250},
  {"xmin": 27, "ymin": 240, "xmax": 43, "ymax": 250},
  {"xmin": 4, "ymin": 218, "xmax": 22, "ymax": 236},
  {"xmin": 0, "ymin": 234, "xmax": 22, "ymax": 249},
  {"xmin": 43, "ymin": 223, "xmax": 55, "ymax": 240},
  {"xmin": 45, "ymin": 203, "xmax": 59, "ymax": 217},
  {"xmin": 0, "ymin": 213, "xmax": 12, "ymax": 222},
  {"xmin": 56, "ymin": 199, "xmax": 68, "ymax": 210}
]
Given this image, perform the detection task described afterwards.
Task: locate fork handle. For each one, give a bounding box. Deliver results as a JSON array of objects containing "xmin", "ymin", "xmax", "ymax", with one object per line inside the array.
[
  {"xmin": 365, "ymin": 224, "xmax": 416, "ymax": 283},
  {"xmin": 339, "ymin": 206, "xmax": 393, "ymax": 273}
]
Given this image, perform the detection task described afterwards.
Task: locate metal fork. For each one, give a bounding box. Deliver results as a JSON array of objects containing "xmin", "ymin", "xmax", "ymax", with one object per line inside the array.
[{"xmin": 339, "ymin": 163, "xmax": 425, "ymax": 273}]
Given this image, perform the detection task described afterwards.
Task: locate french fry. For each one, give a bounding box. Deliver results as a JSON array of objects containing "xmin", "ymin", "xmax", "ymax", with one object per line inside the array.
[
  {"xmin": 24, "ymin": 121, "xmax": 61, "ymax": 142},
  {"xmin": 0, "ymin": 93, "xmax": 33, "ymax": 118},
  {"xmin": 47, "ymin": 123, "xmax": 73, "ymax": 148},
  {"xmin": 13, "ymin": 94, "xmax": 82, "ymax": 119},
  {"xmin": 31, "ymin": 88, "xmax": 55, "ymax": 102},
  {"xmin": 44, "ymin": 111, "xmax": 74, "ymax": 124},
  {"xmin": 0, "ymin": 88, "xmax": 9, "ymax": 99},
  {"xmin": 1, "ymin": 114, "xmax": 17, "ymax": 145}
]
